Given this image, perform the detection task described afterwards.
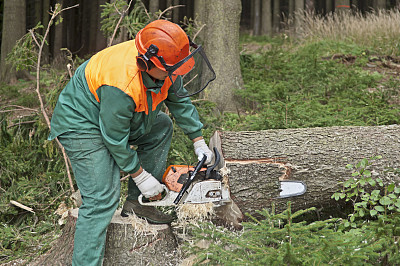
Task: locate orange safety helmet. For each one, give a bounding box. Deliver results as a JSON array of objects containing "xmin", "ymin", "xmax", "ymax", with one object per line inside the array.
[{"xmin": 135, "ymin": 20, "xmax": 194, "ymax": 75}]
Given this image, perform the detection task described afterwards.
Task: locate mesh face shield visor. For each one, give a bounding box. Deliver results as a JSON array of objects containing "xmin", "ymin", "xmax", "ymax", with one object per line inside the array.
[{"xmin": 137, "ymin": 41, "xmax": 216, "ymax": 98}]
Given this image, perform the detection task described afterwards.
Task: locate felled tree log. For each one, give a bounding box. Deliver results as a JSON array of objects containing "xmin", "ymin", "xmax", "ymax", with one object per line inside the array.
[
  {"xmin": 32, "ymin": 209, "xmax": 179, "ymax": 265},
  {"xmin": 209, "ymin": 125, "xmax": 400, "ymax": 217}
]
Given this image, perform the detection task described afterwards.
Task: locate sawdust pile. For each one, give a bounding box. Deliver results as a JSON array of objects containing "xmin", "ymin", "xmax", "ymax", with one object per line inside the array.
[
  {"xmin": 176, "ymin": 202, "xmax": 214, "ymax": 222},
  {"xmin": 127, "ymin": 214, "xmax": 159, "ymax": 237}
]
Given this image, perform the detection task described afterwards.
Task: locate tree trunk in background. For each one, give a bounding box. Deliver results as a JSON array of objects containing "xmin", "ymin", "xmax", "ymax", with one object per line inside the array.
[
  {"xmin": 253, "ymin": 0, "xmax": 261, "ymax": 35},
  {"xmin": 89, "ymin": 0, "xmax": 99, "ymax": 53},
  {"xmin": 149, "ymin": 0, "xmax": 160, "ymax": 14},
  {"xmin": 272, "ymin": 0, "xmax": 280, "ymax": 32},
  {"xmin": 261, "ymin": 0, "xmax": 272, "ymax": 35},
  {"xmin": 202, "ymin": 0, "xmax": 243, "ymax": 112},
  {"xmin": 375, "ymin": 0, "xmax": 386, "ymax": 10},
  {"xmin": 0, "ymin": 0, "xmax": 26, "ymax": 83},
  {"xmin": 193, "ymin": 0, "xmax": 206, "ymax": 41},
  {"xmin": 289, "ymin": 0, "xmax": 295, "ymax": 18},
  {"xmin": 42, "ymin": 0, "xmax": 50, "ymax": 64},
  {"xmin": 172, "ymin": 0, "xmax": 180, "ymax": 23},
  {"xmin": 34, "ymin": 0, "xmax": 42, "ymax": 28},
  {"xmin": 306, "ymin": 0, "xmax": 315, "ymax": 12},
  {"xmin": 294, "ymin": 0, "xmax": 304, "ymax": 32},
  {"xmin": 352, "ymin": 0, "xmax": 358, "ymax": 10},
  {"xmin": 52, "ymin": 1, "xmax": 64, "ymax": 61},
  {"xmin": 325, "ymin": 0, "xmax": 333, "ymax": 13},
  {"xmin": 165, "ymin": 0, "xmax": 173, "ymax": 19},
  {"xmin": 335, "ymin": 0, "xmax": 351, "ymax": 12},
  {"xmin": 96, "ymin": 0, "xmax": 107, "ymax": 52},
  {"xmin": 209, "ymin": 125, "xmax": 400, "ymax": 217}
]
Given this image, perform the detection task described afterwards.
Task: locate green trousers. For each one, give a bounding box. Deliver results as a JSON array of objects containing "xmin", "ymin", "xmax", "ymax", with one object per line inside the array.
[{"xmin": 58, "ymin": 112, "xmax": 173, "ymax": 266}]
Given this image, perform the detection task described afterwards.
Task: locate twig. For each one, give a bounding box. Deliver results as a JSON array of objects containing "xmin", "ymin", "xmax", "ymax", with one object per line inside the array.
[
  {"xmin": 1, "ymin": 104, "xmax": 38, "ymax": 112},
  {"xmin": 7, "ymin": 121, "xmax": 36, "ymax": 128},
  {"xmin": 67, "ymin": 63, "xmax": 73, "ymax": 78},
  {"xmin": 120, "ymin": 174, "xmax": 130, "ymax": 181},
  {"xmin": 142, "ymin": 1, "xmax": 151, "ymax": 20},
  {"xmin": 10, "ymin": 200, "xmax": 35, "ymax": 213},
  {"xmin": 192, "ymin": 24, "xmax": 205, "ymax": 42},
  {"xmin": 157, "ymin": 5, "xmax": 184, "ymax": 20},
  {"xmin": 108, "ymin": 0, "xmax": 134, "ymax": 47},
  {"xmin": 0, "ymin": 109, "xmax": 37, "ymax": 113},
  {"xmin": 29, "ymin": 30, "xmax": 40, "ymax": 47},
  {"xmin": 38, "ymin": 190, "xmax": 69, "ymax": 211},
  {"xmin": 31, "ymin": 3, "xmax": 79, "ymax": 193},
  {"xmin": 183, "ymin": 73, "xmax": 198, "ymax": 88}
]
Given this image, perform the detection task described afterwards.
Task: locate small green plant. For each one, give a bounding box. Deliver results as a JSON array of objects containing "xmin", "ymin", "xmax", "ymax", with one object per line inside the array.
[
  {"xmin": 332, "ymin": 156, "xmax": 400, "ymax": 228},
  {"xmin": 187, "ymin": 203, "xmax": 382, "ymax": 265},
  {"xmin": 6, "ymin": 23, "xmax": 43, "ymax": 72}
]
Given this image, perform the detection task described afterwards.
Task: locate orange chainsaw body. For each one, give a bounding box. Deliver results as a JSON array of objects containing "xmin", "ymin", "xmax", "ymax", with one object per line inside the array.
[{"xmin": 162, "ymin": 165, "xmax": 207, "ymax": 192}]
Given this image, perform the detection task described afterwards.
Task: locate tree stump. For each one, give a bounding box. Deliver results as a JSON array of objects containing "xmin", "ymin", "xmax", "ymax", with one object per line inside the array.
[
  {"xmin": 209, "ymin": 125, "xmax": 400, "ymax": 216},
  {"xmin": 32, "ymin": 209, "xmax": 179, "ymax": 265}
]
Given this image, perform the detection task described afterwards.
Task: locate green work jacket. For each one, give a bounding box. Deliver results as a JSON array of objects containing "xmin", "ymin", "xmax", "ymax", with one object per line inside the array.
[{"xmin": 48, "ymin": 60, "xmax": 203, "ymax": 174}]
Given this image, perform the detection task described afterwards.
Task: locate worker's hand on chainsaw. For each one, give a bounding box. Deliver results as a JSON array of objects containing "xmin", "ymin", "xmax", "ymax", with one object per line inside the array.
[
  {"xmin": 193, "ymin": 138, "xmax": 213, "ymax": 165},
  {"xmin": 132, "ymin": 169, "xmax": 163, "ymax": 198}
]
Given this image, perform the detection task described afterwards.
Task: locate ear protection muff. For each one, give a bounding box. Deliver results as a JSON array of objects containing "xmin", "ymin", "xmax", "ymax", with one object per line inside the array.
[
  {"xmin": 136, "ymin": 54, "xmax": 154, "ymax": 71},
  {"xmin": 136, "ymin": 44, "xmax": 159, "ymax": 71}
]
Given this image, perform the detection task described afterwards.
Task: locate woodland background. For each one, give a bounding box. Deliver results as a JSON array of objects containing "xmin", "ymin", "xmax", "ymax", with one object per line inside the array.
[
  {"xmin": 1, "ymin": 0, "xmax": 400, "ymax": 265},
  {"xmin": 2, "ymin": 0, "xmax": 400, "ymax": 83}
]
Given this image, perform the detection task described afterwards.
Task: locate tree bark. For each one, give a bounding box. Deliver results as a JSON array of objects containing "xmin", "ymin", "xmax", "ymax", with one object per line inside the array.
[
  {"xmin": 261, "ymin": 0, "xmax": 272, "ymax": 35},
  {"xmin": 52, "ymin": 1, "xmax": 64, "ymax": 61},
  {"xmin": 272, "ymin": 0, "xmax": 280, "ymax": 32},
  {"xmin": 351, "ymin": 0, "xmax": 360, "ymax": 11},
  {"xmin": 172, "ymin": 0, "xmax": 180, "ymax": 23},
  {"xmin": 0, "ymin": 0, "xmax": 26, "ymax": 83},
  {"xmin": 326, "ymin": 0, "xmax": 333, "ymax": 13},
  {"xmin": 209, "ymin": 125, "xmax": 400, "ymax": 217},
  {"xmin": 375, "ymin": 0, "xmax": 386, "ymax": 10},
  {"xmin": 253, "ymin": 0, "xmax": 261, "ymax": 35},
  {"xmin": 306, "ymin": 0, "xmax": 315, "ymax": 12},
  {"xmin": 335, "ymin": 0, "xmax": 351, "ymax": 12},
  {"xmin": 289, "ymin": 0, "xmax": 295, "ymax": 18},
  {"xmin": 96, "ymin": 0, "xmax": 108, "ymax": 52},
  {"xmin": 149, "ymin": 0, "xmax": 160, "ymax": 14},
  {"xmin": 42, "ymin": 0, "xmax": 50, "ymax": 64},
  {"xmin": 201, "ymin": 0, "xmax": 244, "ymax": 113},
  {"xmin": 32, "ymin": 209, "xmax": 179, "ymax": 265},
  {"xmin": 294, "ymin": 0, "xmax": 304, "ymax": 32}
]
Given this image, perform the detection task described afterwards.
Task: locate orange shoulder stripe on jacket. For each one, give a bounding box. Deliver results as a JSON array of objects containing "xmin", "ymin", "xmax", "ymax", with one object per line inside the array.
[{"xmin": 84, "ymin": 40, "xmax": 173, "ymax": 114}]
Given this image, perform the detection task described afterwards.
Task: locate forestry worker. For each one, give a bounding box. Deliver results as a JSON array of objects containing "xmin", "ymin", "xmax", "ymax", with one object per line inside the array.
[{"xmin": 48, "ymin": 20, "xmax": 215, "ymax": 266}]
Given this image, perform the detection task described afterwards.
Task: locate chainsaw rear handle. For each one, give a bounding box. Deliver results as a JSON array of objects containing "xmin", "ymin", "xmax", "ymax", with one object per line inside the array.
[
  {"xmin": 138, "ymin": 185, "xmax": 170, "ymax": 206},
  {"xmin": 173, "ymin": 155, "xmax": 207, "ymax": 204},
  {"xmin": 206, "ymin": 147, "xmax": 220, "ymax": 178}
]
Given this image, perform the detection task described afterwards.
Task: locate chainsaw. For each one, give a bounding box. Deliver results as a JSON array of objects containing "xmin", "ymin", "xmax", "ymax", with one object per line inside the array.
[{"xmin": 138, "ymin": 148, "xmax": 306, "ymax": 206}]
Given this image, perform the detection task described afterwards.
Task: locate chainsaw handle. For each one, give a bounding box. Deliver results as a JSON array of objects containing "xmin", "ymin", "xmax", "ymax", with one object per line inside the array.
[
  {"xmin": 206, "ymin": 147, "xmax": 220, "ymax": 178},
  {"xmin": 138, "ymin": 185, "xmax": 170, "ymax": 206},
  {"xmin": 173, "ymin": 155, "xmax": 207, "ymax": 204}
]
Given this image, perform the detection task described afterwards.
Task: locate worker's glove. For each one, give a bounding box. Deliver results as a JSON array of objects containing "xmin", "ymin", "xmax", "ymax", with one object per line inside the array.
[
  {"xmin": 193, "ymin": 139, "xmax": 213, "ymax": 165},
  {"xmin": 132, "ymin": 169, "xmax": 163, "ymax": 198}
]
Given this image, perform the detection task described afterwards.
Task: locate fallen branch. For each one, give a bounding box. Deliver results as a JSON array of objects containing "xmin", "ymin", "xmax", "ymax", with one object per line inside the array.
[
  {"xmin": 7, "ymin": 120, "xmax": 36, "ymax": 128},
  {"xmin": 31, "ymin": 3, "xmax": 79, "ymax": 193},
  {"xmin": 10, "ymin": 200, "xmax": 35, "ymax": 213},
  {"xmin": 0, "ymin": 105, "xmax": 38, "ymax": 113}
]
